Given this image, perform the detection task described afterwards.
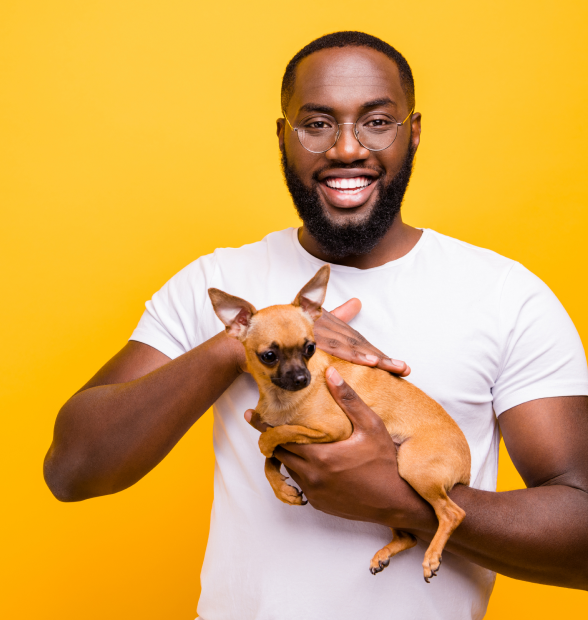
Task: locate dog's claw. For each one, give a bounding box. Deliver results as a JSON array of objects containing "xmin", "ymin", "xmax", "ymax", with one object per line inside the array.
[{"xmin": 370, "ymin": 558, "xmax": 391, "ymax": 575}]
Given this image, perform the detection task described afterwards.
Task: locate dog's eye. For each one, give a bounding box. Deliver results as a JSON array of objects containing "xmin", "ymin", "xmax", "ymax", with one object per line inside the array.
[
  {"xmin": 304, "ymin": 342, "xmax": 316, "ymax": 358},
  {"xmin": 259, "ymin": 351, "xmax": 278, "ymax": 365}
]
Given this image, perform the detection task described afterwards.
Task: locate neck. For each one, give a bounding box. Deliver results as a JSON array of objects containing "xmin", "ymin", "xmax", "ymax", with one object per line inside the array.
[{"xmin": 298, "ymin": 214, "xmax": 422, "ymax": 270}]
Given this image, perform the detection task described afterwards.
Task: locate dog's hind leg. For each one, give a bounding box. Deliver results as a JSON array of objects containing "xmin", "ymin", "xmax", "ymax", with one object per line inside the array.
[
  {"xmin": 396, "ymin": 442, "xmax": 468, "ymax": 582},
  {"xmin": 369, "ymin": 529, "xmax": 417, "ymax": 575},
  {"xmin": 417, "ymin": 489, "xmax": 465, "ymax": 582},
  {"xmin": 264, "ymin": 457, "xmax": 306, "ymax": 506}
]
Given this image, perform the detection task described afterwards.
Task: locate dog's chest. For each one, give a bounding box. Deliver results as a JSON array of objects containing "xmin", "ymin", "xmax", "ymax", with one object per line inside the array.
[{"xmin": 257, "ymin": 386, "xmax": 352, "ymax": 439}]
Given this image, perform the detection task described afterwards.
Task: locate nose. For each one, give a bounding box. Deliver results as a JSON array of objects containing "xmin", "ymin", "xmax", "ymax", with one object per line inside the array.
[
  {"xmin": 292, "ymin": 371, "xmax": 309, "ymax": 389},
  {"xmin": 279, "ymin": 367, "xmax": 311, "ymax": 391},
  {"xmin": 325, "ymin": 123, "xmax": 369, "ymax": 164}
]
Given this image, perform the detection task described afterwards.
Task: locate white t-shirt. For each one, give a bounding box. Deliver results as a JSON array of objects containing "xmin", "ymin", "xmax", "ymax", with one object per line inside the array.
[{"xmin": 130, "ymin": 228, "xmax": 588, "ymax": 620}]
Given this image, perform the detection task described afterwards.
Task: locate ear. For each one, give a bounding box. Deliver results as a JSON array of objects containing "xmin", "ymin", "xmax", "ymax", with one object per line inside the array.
[
  {"xmin": 293, "ymin": 265, "xmax": 330, "ymax": 321},
  {"xmin": 208, "ymin": 288, "xmax": 257, "ymax": 341}
]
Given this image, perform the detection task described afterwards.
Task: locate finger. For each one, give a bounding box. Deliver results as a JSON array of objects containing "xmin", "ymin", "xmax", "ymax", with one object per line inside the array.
[
  {"xmin": 378, "ymin": 357, "xmax": 410, "ymax": 376},
  {"xmin": 283, "ymin": 466, "xmax": 304, "ymax": 489},
  {"xmin": 325, "ymin": 367, "xmax": 388, "ymax": 432},
  {"xmin": 274, "ymin": 445, "xmax": 310, "ymax": 470},
  {"xmin": 329, "ymin": 298, "xmax": 362, "ymax": 323},
  {"xmin": 317, "ymin": 314, "xmax": 410, "ymax": 375},
  {"xmin": 317, "ymin": 327, "xmax": 408, "ymax": 374},
  {"xmin": 244, "ymin": 409, "xmax": 270, "ymax": 432},
  {"xmin": 316, "ymin": 325, "xmax": 385, "ymax": 363}
]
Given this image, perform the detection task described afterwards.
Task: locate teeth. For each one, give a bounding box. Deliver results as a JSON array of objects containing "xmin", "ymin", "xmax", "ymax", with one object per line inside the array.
[{"xmin": 325, "ymin": 176, "xmax": 372, "ymax": 191}]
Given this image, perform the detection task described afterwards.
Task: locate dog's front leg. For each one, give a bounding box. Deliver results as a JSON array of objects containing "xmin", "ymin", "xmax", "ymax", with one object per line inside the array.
[
  {"xmin": 264, "ymin": 457, "xmax": 307, "ymax": 506},
  {"xmin": 258, "ymin": 425, "xmax": 327, "ymax": 458}
]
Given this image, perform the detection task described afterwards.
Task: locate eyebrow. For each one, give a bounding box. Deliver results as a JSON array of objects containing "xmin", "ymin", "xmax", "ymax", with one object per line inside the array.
[{"xmin": 298, "ymin": 97, "xmax": 397, "ymax": 115}]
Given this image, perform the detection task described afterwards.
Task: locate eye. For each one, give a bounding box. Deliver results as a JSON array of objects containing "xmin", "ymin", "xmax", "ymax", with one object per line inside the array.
[
  {"xmin": 259, "ymin": 351, "xmax": 278, "ymax": 365},
  {"xmin": 304, "ymin": 342, "xmax": 316, "ymax": 358},
  {"xmin": 361, "ymin": 115, "xmax": 396, "ymax": 131},
  {"xmin": 301, "ymin": 116, "xmax": 336, "ymax": 131},
  {"xmin": 367, "ymin": 118, "xmax": 391, "ymax": 126},
  {"xmin": 307, "ymin": 121, "xmax": 331, "ymax": 129}
]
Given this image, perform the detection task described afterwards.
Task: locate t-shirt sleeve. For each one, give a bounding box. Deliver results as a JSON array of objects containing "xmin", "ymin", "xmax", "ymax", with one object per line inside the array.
[
  {"xmin": 129, "ymin": 253, "xmax": 218, "ymax": 360},
  {"xmin": 492, "ymin": 262, "xmax": 588, "ymax": 415}
]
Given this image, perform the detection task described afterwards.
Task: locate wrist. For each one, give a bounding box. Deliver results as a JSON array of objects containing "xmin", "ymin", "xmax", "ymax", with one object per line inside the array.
[
  {"xmin": 220, "ymin": 331, "xmax": 248, "ymax": 375},
  {"xmin": 382, "ymin": 493, "xmax": 438, "ymax": 534}
]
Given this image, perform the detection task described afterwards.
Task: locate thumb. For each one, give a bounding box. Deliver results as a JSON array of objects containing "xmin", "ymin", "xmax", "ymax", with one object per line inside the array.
[
  {"xmin": 325, "ymin": 366, "xmax": 386, "ymax": 433},
  {"xmin": 329, "ymin": 298, "xmax": 361, "ymax": 323},
  {"xmin": 244, "ymin": 409, "xmax": 270, "ymax": 432}
]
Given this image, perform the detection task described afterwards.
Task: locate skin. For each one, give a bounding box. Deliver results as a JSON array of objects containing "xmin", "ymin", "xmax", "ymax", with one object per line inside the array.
[
  {"xmin": 277, "ymin": 47, "xmax": 423, "ymax": 269},
  {"xmin": 44, "ymin": 46, "xmax": 588, "ymax": 590}
]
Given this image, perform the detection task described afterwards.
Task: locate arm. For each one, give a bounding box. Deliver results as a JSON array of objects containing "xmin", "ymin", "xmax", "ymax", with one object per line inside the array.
[
  {"xmin": 446, "ymin": 395, "xmax": 588, "ymax": 588},
  {"xmin": 44, "ymin": 299, "xmax": 406, "ymax": 502},
  {"xmin": 250, "ymin": 368, "xmax": 588, "ymax": 590},
  {"xmin": 43, "ymin": 334, "xmax": 245, "ymax": 502}
]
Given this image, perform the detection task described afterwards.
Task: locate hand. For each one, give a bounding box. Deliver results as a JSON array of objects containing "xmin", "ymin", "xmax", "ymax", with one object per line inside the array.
[
  {"xmin": 316, "ymin": 299, "xmax": 410, "ymax": 376},
  {"xmin": 245, "ymin": 367, "xmax": 435, "ymax": 532}
]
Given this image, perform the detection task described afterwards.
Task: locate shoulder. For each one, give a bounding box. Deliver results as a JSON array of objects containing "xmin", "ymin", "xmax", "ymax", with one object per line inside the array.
[
  {"xmin": 425, "ymin": 229, "xmax": 516, "ymax": 273},
  {"xmin": 419, "ymin": 230, "xmax": 521, "ymax": 302},
  {"xmin": 178, "ymin": 228, "xmax": 296, "ymax": 279}
]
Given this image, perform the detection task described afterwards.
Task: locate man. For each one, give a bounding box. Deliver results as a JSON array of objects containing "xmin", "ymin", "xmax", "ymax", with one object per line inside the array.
[{"xmin": 44, "ymin": 31, "xmax": 588, "ymax": 619}]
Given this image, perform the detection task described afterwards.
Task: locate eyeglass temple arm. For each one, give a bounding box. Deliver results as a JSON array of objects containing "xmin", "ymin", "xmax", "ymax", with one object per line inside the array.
[
  {"xmin": 399, "ymin": 106, "xmax": 415, "ymax": 126},
  {"xmin": 282, "ymin": 111, "xmax": 295, "ymax": 131}
]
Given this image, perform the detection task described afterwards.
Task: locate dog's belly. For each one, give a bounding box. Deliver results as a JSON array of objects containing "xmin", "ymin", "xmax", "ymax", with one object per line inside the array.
[{"xmin": 331, "ymin": 357, "xmax": 471, "ymax": 488}]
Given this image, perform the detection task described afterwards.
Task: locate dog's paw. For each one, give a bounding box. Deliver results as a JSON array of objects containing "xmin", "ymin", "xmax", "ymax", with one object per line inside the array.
[
  {"xmin": 258, "ymin": 433, "xmax": 275, "ymax": 458},
  {"xmin": 275, "ymin": 482, "xmax": 306, "ymax": 506},
  {"xmin": 369, "ymin": 549, "xmax": 392, "ymax": 575},
  {"xmin": 423, "ymin": 554, "xmax": 442, "ymax": 583}
]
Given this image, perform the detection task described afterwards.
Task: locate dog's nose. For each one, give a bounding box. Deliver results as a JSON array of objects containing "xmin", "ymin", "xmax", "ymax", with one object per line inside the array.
[
  {"xmin": 293, "ymin": 371, "xmax": 309, "ymax": 388},
  {"xmin": 275, "ymin": 367, "xmax": 311, "ymax": 391}
]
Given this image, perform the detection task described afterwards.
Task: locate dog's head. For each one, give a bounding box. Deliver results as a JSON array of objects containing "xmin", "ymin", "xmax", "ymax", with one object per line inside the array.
[{"xmin": 208, "ymin": 265, "xmax": 330, "ymax": 392}]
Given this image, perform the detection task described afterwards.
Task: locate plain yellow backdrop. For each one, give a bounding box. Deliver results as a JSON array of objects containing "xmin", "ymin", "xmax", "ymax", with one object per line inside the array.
[{"xmin": 1, "ymin": 1, "xmax": 587, "ymax": 618}]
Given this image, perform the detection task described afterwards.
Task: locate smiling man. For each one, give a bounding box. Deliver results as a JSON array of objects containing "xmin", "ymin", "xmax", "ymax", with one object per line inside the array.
[{"xmin": 44, "ymin": 32, "xmax": 588, "ymax": 620}]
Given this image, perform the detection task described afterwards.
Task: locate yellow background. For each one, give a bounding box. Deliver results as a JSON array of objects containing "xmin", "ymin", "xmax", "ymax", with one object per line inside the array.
[{"xmin": 1, "ymin": 1, "xmax": 587, "ymax": 617}]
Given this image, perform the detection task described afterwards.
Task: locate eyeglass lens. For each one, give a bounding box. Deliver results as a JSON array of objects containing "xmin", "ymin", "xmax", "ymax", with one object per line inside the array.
[{"xmin": 296, "ymin": 113, "xmax": 399, "ymax": 153}]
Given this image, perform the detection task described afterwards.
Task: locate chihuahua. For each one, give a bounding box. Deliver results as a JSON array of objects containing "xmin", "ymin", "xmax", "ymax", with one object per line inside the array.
[{"xmin": 208, "ymin": 265, "xmax": 471, "ymax": 582}]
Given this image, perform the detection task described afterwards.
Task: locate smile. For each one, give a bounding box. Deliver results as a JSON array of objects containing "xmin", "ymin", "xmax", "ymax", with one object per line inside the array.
[
  {"xmin": 324, "ymin": 176, "xmax": 374, "ymax": 194},
  {"xmin": 318, "ymin": 172, "xmax": 379, "ymax": 209}
]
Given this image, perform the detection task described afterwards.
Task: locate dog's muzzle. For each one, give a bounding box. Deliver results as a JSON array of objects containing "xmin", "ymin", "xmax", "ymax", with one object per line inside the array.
[{"xmin": 271, "ymin": 368, "xmax": 311, "ymax": 392}]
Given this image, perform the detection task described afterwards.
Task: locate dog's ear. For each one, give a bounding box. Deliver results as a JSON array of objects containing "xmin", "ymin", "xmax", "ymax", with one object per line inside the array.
[
  {"xmin": 208, "ymin": 288, "xmax": 257, "ymax": 341},
  {"xmin": 293, "ymin": 265, "xmax": 330, "ymax": 321}
]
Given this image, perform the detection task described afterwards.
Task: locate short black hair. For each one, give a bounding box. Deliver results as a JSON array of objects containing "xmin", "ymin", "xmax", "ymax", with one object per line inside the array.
[{"xmin": 281, "ymin": 31, "xmax": 415, "ymax": 116}]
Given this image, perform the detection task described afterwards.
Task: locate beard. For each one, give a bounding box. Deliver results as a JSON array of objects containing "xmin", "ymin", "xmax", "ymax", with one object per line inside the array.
[{"xmin": 281, "ymin": 144, "xmax": 416, "ymax": 259}]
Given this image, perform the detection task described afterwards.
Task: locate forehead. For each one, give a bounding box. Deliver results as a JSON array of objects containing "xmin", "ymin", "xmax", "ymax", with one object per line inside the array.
[
  {"xmin": 248, "ymin": 306, "xmax": 314, "ymax": 348},
  {"xmin": 288, "ymin": 47, "xmax": 406, "ymax": 117}
]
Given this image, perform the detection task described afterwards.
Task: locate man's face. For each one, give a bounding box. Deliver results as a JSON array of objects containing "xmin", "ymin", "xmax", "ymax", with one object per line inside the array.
[{"xmin": 278, "ymin": 47, "xmax": 421, "ymax": 257}]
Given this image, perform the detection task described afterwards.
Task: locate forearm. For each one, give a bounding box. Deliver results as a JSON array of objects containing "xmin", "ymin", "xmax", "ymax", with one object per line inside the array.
[
  {"xmin": 406, "ymin": 483, "xmax": 588, "ymax": 589},
  {"xmin": 44, "ymin": 333, "xmax": 242, "ymax": 501}
]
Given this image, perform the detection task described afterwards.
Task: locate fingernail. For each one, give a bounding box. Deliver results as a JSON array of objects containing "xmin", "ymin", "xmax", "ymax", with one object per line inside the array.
[
  {"xmin": 385, "ymin": 358, "xmax": 405, "ymax": 368},
  {"xmin": 327, "ymin": 367, "xmax": 344, "ymax": 386},
  {"xmin": 365, "ymin": 354, "xmax": 379, "ymax": 363}
]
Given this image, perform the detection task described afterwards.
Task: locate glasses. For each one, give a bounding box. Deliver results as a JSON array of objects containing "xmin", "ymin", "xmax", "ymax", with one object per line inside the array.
[{"xmin": 283, "ymin": 107, "xmax": 414, "ymax": 154}]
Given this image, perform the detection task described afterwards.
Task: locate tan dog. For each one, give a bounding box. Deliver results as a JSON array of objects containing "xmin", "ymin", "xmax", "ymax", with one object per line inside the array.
[{"xmin": 208, "ymin": 265, "xmax": 471, "ymax": 581}]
